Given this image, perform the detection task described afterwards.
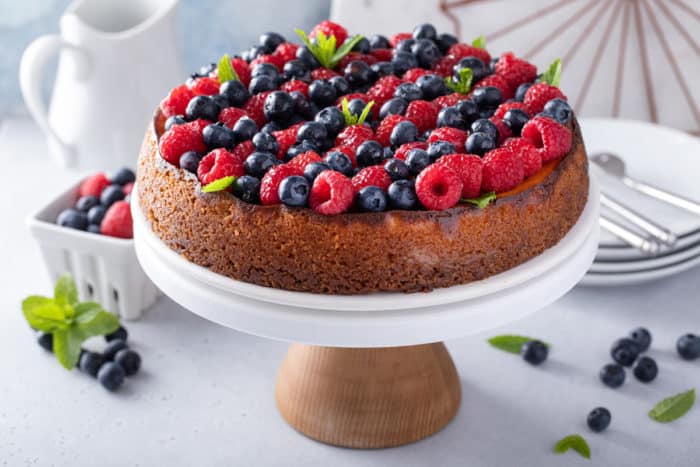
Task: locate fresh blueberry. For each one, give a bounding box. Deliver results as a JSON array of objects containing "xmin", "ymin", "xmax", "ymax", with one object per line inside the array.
[
  {"xmin": 263, "ymin": 91, "xmax": 294, "ymax": 122},
  {"xmin": 259, "ymin": 32, "xmax": 285, "ymax": 51},
  {"xmin": 437, "ymin": 106, "xmax": 467, "ymax": 130},
  {"xmin": 278, "ymin": 175, "xmax": 310, "ymax": 207},
  {"xmin": 37, "ymin": 332, "xmax": 53, "ymax": 352},
  {"xmin": 454, "ymin": 56, "xmax": 488, "ymax": 82},
  {"xmin": 384, "ymin": 158, "xmax": 410, "ymax": 181},
  {"xmin": 379, "ymin": 98, "xmax": 409, "ymax": 119},
  {"xmin": 371, "ymin": 61, "xmax": 394, "ymax": 78},
  {"xmin": 314, "ymin": 107, "xmax": 345, "ymax": 135},
  {"xmin": 412, "ymin": 23, "xmax": 437, "ymax": 40},
  {"xmin": 471, "ymin": 118, "xmax": 499, "ymax": 140},
  {"xmin": 503, "ymin": 109, "xmax": 530, "ymax": 136},
  {"xmin": 260, "ymin": 121, "xmax": 283, "ymax": 134},
  {"xmin": 203, "ymin": 122, "xmax": 235, "ymax": 150},
  {"xmin": 344, "ymin": 60, "xmax": 372, "ymax": 88},
  {"xmin": 87, "ymin": 205, "xmax": 107, "ymax": 226},
  {"xmin": 628, "ymin": 327, "xmax": 652, "ymax": 353},
  {"xmin": 179, "ymin": 151, "xmax": 202, "ymax": 174},
  {"xmin": 286, "ymin": 140, "xmax": 320, "ymax": 161},
  {"xmin": 351, "ymin": 36, "xmax": 371, "ymax": 54},
  {"xmin": 355, "ymin": 186, "xmax": 388, "ymax": 212},
  {"xmin": 104, "ymin": 326, "xmax": 128, "ymax": 343},
  {"xmin": 390, "ymin": 120, "xmax": 418, "ymax": 147},
  {"xmin": 633, "ymin": 356, "xmax": 658, "ymax": 383},
  {"xmin": 391, "ymin": 51, "xmax": 418, "ymax": 75},
  {"xmin": 245, "ymin": 45, "xmax": 267, "ymax": 61},
  {"xmin": 211, "ymin": 94, "xmax": 231, "ymax": 110},
  {"xmin": 611, "ymin": 338, "xmax": 640, "ymax": 367},
  {"xmin": 296, "ymin": 46, "xmax": 320, "ymax": 69},
  {"xmin": 245, "ymin": 152, "xmax": 277, "ymax": 177},
  {"xmin": 75, "ymin": 195, "xmax": 99, "ymax": 213},
  {"xmin": 232, "ymin": 117, "xmax": 258, "ymax": 142},
  {"xmin": 455, "ymin": 99, "xmax": 479, "ymax": 124},
  {"xmin": 411, "ymin": 39, "xmax": 441, "ymax": 68},
  {"xmin": 220, "ymin": 80, "xmax": 250, "ymax": 107},
  {"xmin": 114, "ymin": 349, "xmax": 141, "ymax": 377},
  {"xmin": 324, "ymin": 151, "xmax": 354, "ymax": 177},
  {"xmin": 329, "ymin": 76, "xmax": 350, "ymax": 96},
  {"xmin": 515, "ymin": 82, "xmax": 533, "ymax": 102},
  {"xmin": 231, "ymin": 175, "xmax": 261, "ymax": 203},
  {"xmin": 79, "ymin": 351, "xmax": 105, "ymax": 377},
  {"xmin": 347, "ymin": 98, "xmax": 368, "ymax": 119},
  {"xmin": 416, "ymin": 74, "xmax": 448, "ymax": 100},
  {"xmin": 355, "ymin": 140, "xmax": 384, "ymax": 167},
  {"xmin": 587, "ymin": 407, "xmax": 611, "ymax": 433},
  {"xmin": 309, "ymin": 80, "xmax": 337, "ymax": 106},
  {"xmin": 395, "ymin": 39, "xmax": 416, "ymax": 54},
  {"xmin": 394, "ymin": 82, "xmax": 423, "ymax": 102},
  {"xmin": 427, "ymin": 141, "xmax": 457, "ymax": 162},
  {"xmin": 521, "ymin": 340, "xmax": 548, "ymax": 365},
  {"xmin": 87, "ymin": 224, "xmax": 101, "ymax": 234},
  {"xmin": 303, "ymin": 162, "xmax": 330, "ymax": 182},
  {"xmin": 600, "ymin": 363, "xmax": 626, "ymax": 388},
  {"xmin": 405, "ymin": 149, "xmax": 431, "ymax": 175},
  {"xmin": 465, "ymin": 132, "xmax": 496, "ymax": 156},
  {"xmin": 296, "ymin": 121, "xmax": 328, "ymax": 146},
  {"xmin": 165, "ymin": 115, "xmax": 186, "ymax": 131},
  {"xmin": 369, "ymin": 34, "xmax": 390, "ymax": 49},
  {"xmin": 97, "ymin": 362, "xmax": 125, "ymax": 392},
  {"xmin": 542, "ymin": 98, "xmax": 573, "ymax": 125},
  {"xmin": 103, "ymin": 339, "xmax": 128, "ymax": 361},
  {"xmin": 387, "ymin": 179, "xmax": 418, "ymax": 209},
  {"xmin": 100, "ymin": 185, "xmax": 125, "ymax": 208},
  {"xmin": 289, "ymin": 91, "xmax": 312, "ymax": 118},
  {"xmin": 677, "ymin": 333, "xmax": 700, "ymax": 360},
  {"xmin": 251, "ymin": 62, "xmax": 279, "ymax": 79},
  {"xmin": 436, "ymin": 33, "xmax": 458, "ymax": 53},
  {"xmin": 252, "ymin": 132, "xmax": 279, "ymax": 154},
  {"xmin": 382, "ymin": 146, "xmax": 394, "ymax": 160},
  {"xmin": 248, "ymin": 75, "xmax": 278, "ymax": 94},
  {"xmin": 479, "ymin": 108, "xmax": 495, "ymax": 119},
  {"xmin": 111, "ymin": 167, "xmax": 135, "ymax": 186},
  {"xmin": 185, "ymin": 95, "xmax": 220, "ymax": 122},
  {"xmin": 471, "ymin": 86, "xmax": 502, "ymax": 110}
]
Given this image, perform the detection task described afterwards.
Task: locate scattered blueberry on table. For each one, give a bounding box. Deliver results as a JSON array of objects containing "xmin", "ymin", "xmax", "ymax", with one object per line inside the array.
[{"xmin": 587, "ymin": 407, "xmax": 611, "ymax": 433}]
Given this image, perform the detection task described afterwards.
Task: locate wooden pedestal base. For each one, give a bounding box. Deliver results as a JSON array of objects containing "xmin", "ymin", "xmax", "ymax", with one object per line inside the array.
[{"xmin": 275, "ymin": 342, "xmax": 461, "ymax": 448}]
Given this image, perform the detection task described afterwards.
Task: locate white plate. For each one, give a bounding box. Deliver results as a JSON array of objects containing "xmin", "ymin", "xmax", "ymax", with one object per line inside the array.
[
  {"xmin": 131, "ymin": 177, "xmax": 599, "ymax": 312},
  {"xmin": 595, "ymin": 227, "xmax": 700, "ymax": 262},
  {"xmin": 590, "ymin": 240, "xmax": 700, "ymax": 273},
  {"xmin": 582, "ymin": 252, "xmax": 700, "ymax": 287}
]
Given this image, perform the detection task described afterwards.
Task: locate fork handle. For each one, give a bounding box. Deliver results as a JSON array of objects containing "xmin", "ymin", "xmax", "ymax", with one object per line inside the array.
[
  {"xmin": 600, "ymin": 193, "xmax": 677, "ymax": 246},
  {"xmin": 623, "ymin": 176, "xmax": 700, "ymax": 216},
  {"xmin": 599, "ymin": 216, "xmax": 661, "ymax": 256}
]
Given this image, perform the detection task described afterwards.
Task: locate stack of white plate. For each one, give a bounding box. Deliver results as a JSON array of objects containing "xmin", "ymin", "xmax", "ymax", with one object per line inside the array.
[{"xmin": 579, "ymin": 118, "xmax": 700, "ymax": 286}]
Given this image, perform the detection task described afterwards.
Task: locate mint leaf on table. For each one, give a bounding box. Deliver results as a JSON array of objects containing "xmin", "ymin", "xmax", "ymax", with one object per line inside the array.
[
  {"xmin": 54, "ymin": 274, "xmax": 78, "ymax": 307},
  {"xmin": 462, "ymin": 191, "xmax": 496, "ymax": 209},
  {"xmin": 471, "ymin": 35, "xmax": 486, "ymax": 49},
  {"xmin": 22, "ymin": 296, "xmax": 69, "ymax": 332},
  {"xmin": 540, "ymin": 58, "xmax": 562, "ymax": 87},
  {"xmin": 553, "ymin": 434, "xmax": 591, "ymax": 459},
  {"xmin": 649, "ymin": 389, "xmax": 695, "ymax": 423},
  {"xmin": 202, "ymin": 176, "xmax": 236, "ymax": 193},
  {"xmin": 488, "ymin": 335, "xmax": 549, "ymax": 354},
  {"xmin": 53, "ymin": 328, "xmax": 85, "ymax": 370},
  {"xmin": 217, "ymin": 54, "xmax": 239, "ymax": 83}
]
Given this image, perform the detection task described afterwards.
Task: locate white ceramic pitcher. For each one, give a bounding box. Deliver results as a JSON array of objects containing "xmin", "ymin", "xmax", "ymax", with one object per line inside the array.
[{"xmin": 20, "ymin": 0, "xmax": 182, "ymax": 171}]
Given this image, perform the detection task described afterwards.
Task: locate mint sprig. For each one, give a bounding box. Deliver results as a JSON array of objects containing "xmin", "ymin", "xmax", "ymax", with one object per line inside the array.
[
  {"xmin": 462, "ymin": 191, "xmax": 496, "ymax": 208},
  {"xmin": 295, "ymin": 28, "xmax": 364, "ymax": 69},
  {"xmin": 217, "ymin": 54, "xmax": 240, "ymax": 84},
  {"xmin": 553, "ymin": 434, "xmax": 590, "ymax": 459},
  {"xmin": 539, "ymin": 58, "xmax": 562, "ymax": 87},
  {"xmin": 649, "ymin": 389, "xmax": 695, "ymax": 423},
  {"xmin": 488, "ymin": 335, "xmax": 549, "ymax": 354},
  {"xmin": 22, "ymin": 274, "xmax": 120, "ymax": 369},
  {"xmin": 471, "ymin": 35, "xmax": 486, "ymax": 49},
  {"xmin": 341, "ymin": 98, "xmax": 374, "ymax": 126},
  {"xmin": 445, "ymin": 67, "xmax": 473, "ymax": 95},
  {"xmin": 202, "ymin": 176, "xmax": 236, "ymax": 193}
]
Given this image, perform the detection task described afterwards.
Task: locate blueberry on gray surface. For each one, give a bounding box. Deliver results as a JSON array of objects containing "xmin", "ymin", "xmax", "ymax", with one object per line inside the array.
[
  {"xmin": 111, "ymin": 167, "xmax": 136, "ymax": 186},
  {"xmin": 412, "ymin": 23, "xmax": 437, "ymax": 41},
  {"xmin": 103, "ymin": 339, "xmax": 128, "ymax": 361},
  {"xmin": 587, "ymin": 407, "xmax": 611, "ymax": 433},
  {"xmin": 628, "ymin": 327, "xmax": 652, "ymax": 353},
  {"xmin": 520, "ymin": 340, "xmax": 548, "ymax": 365},
  {"xmin": 610, "ymin": 338, "xmax": 640, "ymax": 367},
  {"xmin": 97, "ymin": 362, "xmax": 125, "ymax": 392},
  {"xmin": 259, "ymin": 32, "xmax": 285, "ymax": 52},
  {"xmin": 105, "ymin": 326, "xmax": 128, "ymax": 343},
  {"xmin": 114, "ymin": 349, "xmax": 142, "ymax": 377},
  {"xmin": 369, "ymin": 34, "xmax": 390, "ymax": 49},
  {"xmin": 79, "ymin": 351, "xmax": 105, "ymax": 377},
  {"xmin": 37, "ymin": 332, "xmax": 53, "ymax": 352},
  {"xmin": 633, "ymin": 356, "xmax": 658, "ymax": 383},
  {"xmin": 600, "ymin": 363, "xmax": 626, "ymax": 388},
  {"xmin": 676, "ymin": 333, "xmax": 700, "ymax": 360}
]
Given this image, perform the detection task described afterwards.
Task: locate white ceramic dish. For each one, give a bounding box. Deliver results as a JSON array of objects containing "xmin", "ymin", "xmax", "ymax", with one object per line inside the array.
[
  {"xmin": 581, "ymin": 252, "xmax": 700, "ymax": 287},
  {"xmin": 595, "ymin": 227, "xmax": 700, "ymax": 262},
  {"xmin": 131, "ymin": 176, "xmax": 599, "ymax": 313},
  {"xmin": 591, "ymin": 238, "xmax": 700, "ymax": 273}
]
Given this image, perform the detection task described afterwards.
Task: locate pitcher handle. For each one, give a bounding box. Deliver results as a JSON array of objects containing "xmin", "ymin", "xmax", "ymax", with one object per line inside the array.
[{"xmin": 19, "ymin": 35, "xmax": 90, "ymax": 168}]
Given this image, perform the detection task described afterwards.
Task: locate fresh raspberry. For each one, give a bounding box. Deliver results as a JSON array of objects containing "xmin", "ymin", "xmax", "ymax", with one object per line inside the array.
[
  {"xmin": 435, "ymin": 154, "xmax": 483, "ymax": 198},
  {"xmin": 280, "ymin": 79, "xmax": 309, "ymax": 96},
  {"xmin": 159, "ymin": 124, "xmax": 206, "ymax": 165},
  {"xmin": 309, "ymin": 170, "xmax": 354, "ymax": 215},
  {"xmin": 336, "ymin": 52, "xmax": 378, "ymax": 71},
  {"xmin": 481, "ymin": 147, "xmax": 525, "ymax": 193},
  {"xmin": 230, "ymin": 57, "xmax": 251, "ymax": 86},
  {"xmin": 389, "ymin": 32, "xmax": 412, "ymax": 48},
  {"xmin": 402, "ymin": 68, "xmax": 430, "ymax": 83},
  {"xmin": 335, "ymin": 92, "xmax": 370, "ymax": 107},
  {"xmin": 259, "ymin": 164, "xmax": 304, "ymax": 205},
  {"xmin": 79, "ymin": 173, "xmax": 111, "ymax": 197},
  {"xmin": 367, "ymin": 75, "xmax": 402, "ymax": 109},
  {"xmin": 243, "ymin": 91, "xmax": 271, "ymax": 127},
  {"xmin": 326, "ymin": 146, "xmax": 357, "ymax": 167},
  {"xmin": 432, "ymin": 55, "xmax": 460, "ymax": 77},
  {"xmin": 415, "ymin": 164, "xmax": 463, "ymax": 211},
  {"xmin": 493, "ymin": 101, "xmax": 529, "ymax": 119},
  {"xmin": 494, "ymin": 52, "xmax": 537, "ymax": 89},
  {"xmin": 394, "ymin": 141, "xmax": 428, "ymax": 160},
  {"xmin": 369, "ymin": 48, "xmax": 393, "ymax": 61},
  {"xmin": 250, "ymin": 54, "xmax": 284, "ymax": 72},
  {"xmin": 428, "ymin": 127, "xmax": 468, "ymax": 152},
  {"xmin": 310, "ymin": 21, "xmax": 348, "ymax": 45},
  {"xmin": 100, "ymin": 201, "xmax": 133, "ymax": 239},
  {"xmin": 272, "ymin": 128, "xmax": 298, "ymax": 160},
  {"xmin": 433, "ymin": 92, "xmax": 470, "ymax": 110},
  {"xmin": 197, "ymin": 148, "xmax": 245, "ymax": 185},
  {"xmin": 231, "ymin": 140, "xmax": 256, "ymax": 160},
  {"xmin": 122, "ymin": 182, "xmax": 134, "ymax": 196},
  {"xmin": 185, "ymin": 118, "xmax": 212, "ymax": 135},
  {"xmin": 472, "ymin": 74, "xmax": 513, "ymax": 99},
  {"xmin": 159, "ymin": 84, "xmax": 193, "ymax": 118},
  {"xmin": 274, "ymin": 42, "xmax": 299, "ymax": 63},
  {"xmin": 310, "ymin": 68, "xmax": 340, "ymax": 81},
  {"xmin": 218, "ymin": 107, "xmax": 249, "ymax": 128},
  {"xmin": 405, "ymin": 100, "xmax": 438, "ymax": 133},
  {"xmin": 521, "ymin": 116, "xmax": 572, "ymax": 163},
  {"xmin": 490, "ymin": 117, "xmax": 512, "ymax": 144},
  {"xmin": 375, "ymin": 114, "xmax": 408, "ymax": 146},
  {"xmin": 447, "ymin": 43, "xmax": 491, "ymax": 67},
  {"xmin": 287, "ymin": 150, "xmax": 322, "ymax": 169},
  {"xmin": 351, "ymin": 166, "xmax": 392, "ymax": 192},
  {"xmin": 188, "ymin": 77, "xmax": 220, "ymax": 96},
  {"xmin": 503, "ymin": 138, "xmax": 542, "ymax": 178},
  {"xmin": 523, "ymin": 83, "xmax": 567, "ymax": 114},
  {"xmin": 335, "ymin": 125, "xmax": 374, "ymax": 153}
]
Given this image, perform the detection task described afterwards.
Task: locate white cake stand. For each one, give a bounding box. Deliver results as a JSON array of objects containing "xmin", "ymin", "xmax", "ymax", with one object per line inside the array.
[{"xmin": 131, "ymin": 177, "xmax": 599, "ymax": 448}]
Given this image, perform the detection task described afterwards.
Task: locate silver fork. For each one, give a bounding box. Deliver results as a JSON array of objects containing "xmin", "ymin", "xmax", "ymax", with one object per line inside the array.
[
  {"xmin": 600, "ymin": 193, "xmax": 677, "ymax": 246},
  {"xmin": 599, "ymin": 215, "xmax": 662, "ymax": 256}
]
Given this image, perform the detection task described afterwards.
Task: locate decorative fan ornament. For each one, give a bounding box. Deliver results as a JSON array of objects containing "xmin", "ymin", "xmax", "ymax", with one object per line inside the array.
[{"xmin": 439, "ymin": 0, "xmax": 700, "ymax": 134}]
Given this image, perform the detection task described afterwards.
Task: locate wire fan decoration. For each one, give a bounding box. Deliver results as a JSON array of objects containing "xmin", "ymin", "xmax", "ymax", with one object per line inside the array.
[{"xmin": 439, "ymin": 0, "xmax": 700, "ymax": 134}]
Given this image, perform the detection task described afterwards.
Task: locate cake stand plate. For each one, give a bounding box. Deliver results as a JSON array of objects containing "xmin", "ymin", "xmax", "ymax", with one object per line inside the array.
[{"xmin": 131, "ymin": 179, "xmax": 599, "ymax": 448}]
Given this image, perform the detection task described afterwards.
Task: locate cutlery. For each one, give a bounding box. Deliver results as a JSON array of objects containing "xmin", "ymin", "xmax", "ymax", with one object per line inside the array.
[
  {"xmin": 599, "ymin": 215, "xmax": 662, "ymax": 256},
  {"xmin": 600, "ymin": 193, "xmax": 677, "ymax": 246},
  {"xmin": 592, "ymin": 152, "xmax": 700, "ymax": 216}
]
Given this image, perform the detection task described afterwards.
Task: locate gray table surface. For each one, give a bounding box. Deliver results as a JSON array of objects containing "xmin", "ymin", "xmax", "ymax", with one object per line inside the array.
[{"xmin": 1, "ymin": 119, "xmax": 699, "ymax": 466}]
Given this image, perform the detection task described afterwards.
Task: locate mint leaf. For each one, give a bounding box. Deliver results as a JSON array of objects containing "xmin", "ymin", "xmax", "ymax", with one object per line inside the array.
[
  {"xmin": 295, "ymin": 28, "xmax": 363, "ymax": 69},
  {"xmin": 540, "ymin": 58, "xmax": 562, "ymax": 87},
  {"xmin": 22, "ymin": 296, "xmax": 69, "ymax": 332},
  {"xmin": 75, "ymin": 307, "xmax": 120, "ymax": 337},
  {"xmin": 356, "ymin": 100, "xmax": 375, "ymax": 125},
  {"xmin": 488, "ymin": 335, "xmax": 549, "ymax": 354},
  {"xmin": 202, "ymin": 176, "xmax": 236, "ymax": 193},
  {"xmin": 54, "ymin": 274, "xmax": 78, "ymax": 307},
  {"xmin": 53, "ymin": 327, "xmax": 85, "ymax": 370},
  {"xmin": 217, "ymin": 54, "xmax": 239, "ymax": 83},
  {"xmin": 471, "ymin": 35, "xmax": 486, "ymax": 49},
  {"xmin": 649, "ymin": 389, "xmax": 695, "ymax": 423},
  {"xmin": 462, "ymin": 191, "xmax": 496, "ymax": 208},
  {"xmin": 554, "ymin": 434, "xmax": 590, "ymax": 459},
  {"xmin": 332, "ymin": 34, "xmax": 364, "ymax": 66},
  {"xmin": 445, "ymin": 67, "xmax": 473, "ymax": 95},
  {"xmin": 340, "ymin": 98, "xmax": 375, "ymax": 126}
]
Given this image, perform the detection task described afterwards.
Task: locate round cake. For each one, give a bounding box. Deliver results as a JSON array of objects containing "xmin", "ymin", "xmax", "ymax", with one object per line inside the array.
[{"xmin": 136, "ymin": 21, "xmax": 589, "ymax": 294}]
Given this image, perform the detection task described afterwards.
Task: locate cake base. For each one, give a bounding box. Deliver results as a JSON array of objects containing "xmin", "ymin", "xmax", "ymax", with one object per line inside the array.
[{"xmin": 275, "ymin": 343, "xmax": 461, "ymax": 448}]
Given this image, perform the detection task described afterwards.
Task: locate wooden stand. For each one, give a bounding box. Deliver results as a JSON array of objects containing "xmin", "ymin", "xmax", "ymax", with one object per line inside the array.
[{"xmin": 275, "ymin": 342, "xmax": 461, "ymax": 448}]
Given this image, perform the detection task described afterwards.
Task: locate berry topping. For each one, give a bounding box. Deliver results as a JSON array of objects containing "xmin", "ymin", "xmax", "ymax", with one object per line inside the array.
[
  {"xmin": 494, "ymin": 52, "xmax": 537, "ymax": 89},
  {"xmin": 435, "ymin": 154, "xmax": 483, "ymax": 198},
  {"xmin": 309, "ymin": 20, "xmax": 348, "ymax": 46},
  {"xmin": 428, "ymin": 127, "xmax": 467, "ymax": 152},
  {"xmin": 278, "ymin": 175, "xmax": 310, "ymax": 207},
  {"xmin": 159, "ymin": 123, "xmax": 207, "ymax": 165},
  {"xmin": 405, "ymin": 100, "xmax": 439, "ymax": 133},
  {"xmin": 524, "ymin": 82, "xmax": 566, "ymax": 114},
  {"xmin": 218, "ymin": 107, "xmax": 249, "ymax": 129},
  {"xmin": 521, "ymin": 116, "xmax": 572, "ymax": 162},
  {"xmin": 260, "ymin": 164, "xmax": 304, "ymax": 205},
  {"xmin": 160, "ymin": 84, "xmax": 194, "ymax": 118},
  {"xmin": 309, "ymin": 170, "xmax": 354, "ymax": 215},
  {"xmin": 481, "ymin": 147, "xmax": 524, "ymax": 193},
  {"xmin": 198, "ymin": 148, "xmax": 245, "ymax": 185},
  {"xmin": 394, "ymin": 141, "xmax": 428, "ymax": 160},
  {"xmin": 502, "ymin": 138, "xmax": 542, "ymax": 178},
  {"xmin": 415, "ymin": 164, "xmax": 462, "ymax": 211},
  {"xmin": 355, "ymin": 186, "xmax": 388, "ymax": 212},
  {"xmin": 352, "ymin": 165, "xmax": 392, "ymax": 192}
]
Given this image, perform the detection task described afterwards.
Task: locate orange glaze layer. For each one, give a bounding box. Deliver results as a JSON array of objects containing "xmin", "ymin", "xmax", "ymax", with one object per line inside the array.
[{"xmin": 496, "ymin": 159, "xmax": 560, "ymax": 199}]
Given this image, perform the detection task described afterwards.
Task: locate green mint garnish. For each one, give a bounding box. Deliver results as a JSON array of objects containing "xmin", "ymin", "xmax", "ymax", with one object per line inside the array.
[
  {"xmin": 341, "ymin": 98, "xmax": 375, "ymax": 126},
  {"xmin": 462, "ymin": 191, "xmax": 496, "ymax": 208},
  {"xmin": 488, "ymin": 335, "xmax": 549, "ymax": 354},
  {"xmin": 553, "ymin": 434, "xmax": 591, "ymax": 459},
  {"xmin": 539, "ymin": 58, "xmax": 562, "ymax": 87},
  {"xmin": 217, "ymin": 54, "xmax": 239, "ymax": 83},
  {"xmin": 21, "ymin": 274, "xmax": 120, "ymax": 369},
  {"xmin": 649, "ymin": 389, "xmax": 695, "ymax": 423},
  {"xmin": 444, "ymin": 67, "xmax": 473, "ymax": 95},
  {"xmin": 202, "ymin": 176, "xmax": 236, "ymax": 193},
  {"xmin": 471, "ymin": 35, "xmax": 486, "ymax": 49},
  {"xmin": 295, "ymin": 28, "xmax": 364, "ymax": 69}
]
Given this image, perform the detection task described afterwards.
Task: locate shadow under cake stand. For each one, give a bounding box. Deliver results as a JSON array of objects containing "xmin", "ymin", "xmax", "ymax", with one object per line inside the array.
[{"xmin": 131, "ymin": 178, "xmax": 599, "ymax": 448}]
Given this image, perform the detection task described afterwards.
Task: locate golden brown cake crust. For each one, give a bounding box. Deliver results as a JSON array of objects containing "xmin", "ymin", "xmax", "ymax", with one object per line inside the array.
[{"xmin": 136, "ymin": 116, "xmax": 589, "ymax": 294}]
